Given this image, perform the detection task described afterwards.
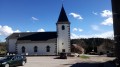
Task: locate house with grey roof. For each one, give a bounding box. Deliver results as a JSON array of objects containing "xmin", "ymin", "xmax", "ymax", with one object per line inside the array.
[{"xmin": 6, "ymin": 6, "xmax": 71, "ymax": 55}]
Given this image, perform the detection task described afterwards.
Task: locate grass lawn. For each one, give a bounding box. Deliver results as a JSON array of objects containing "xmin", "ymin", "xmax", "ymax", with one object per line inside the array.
[{"xmin": 80, "ymin": 55, "xmax": 90, "ymax": 59}]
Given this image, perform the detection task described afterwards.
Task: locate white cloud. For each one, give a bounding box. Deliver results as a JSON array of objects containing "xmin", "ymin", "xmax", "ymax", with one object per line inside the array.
[
  {"xmin": 37, "ymin": 28, "xmax": 45, "ymax": 32},
  {"xmin": 32, "ymin": 17, "xmax": 39, "ymax": 21},
  {"xmin": 100, "ymin": 10, "xmax": 113, "ymax": 26},
  {"xmin": 0, "ymin": 25, "xmax": 20, "ymax": 36},
  {"xmin": 100, "ymin": 10, "xmax": 112, "ymax": 17},
  {"xmin": 69, "ymin": 13, "xmax": 83, "ymax": 20},
  {"xmin": 78, "ymin": 28, "xmax": 83, "ymax": 32},
  {"xmin": 92, "ymin": 11, "xmax": 98, "ymax": 15},
  {"xmin": 91, "ymin": 25, "xmax": 99, "ymax": 31},
  {"xmin": 71, "ymin": 33, "xmax": 79, "ymax": 39},
  {"xmin": 101, "ymin": 17, "xmax": 113, "ymax": 26},
  {"xmin": 71, "ymin": 31, "xmax": 114, "ymax": 39},
  {"xmin": 73, "ymin": 28, "xmax": 78, "ymax": 31},
  {"xmin": 14, "ymin": 30, "xmax": 21, "ymax": 32},
  {"xmin": 73, "ymin": 28, "xmax": 83, "ymax": 32},
  {"xmin": 96, "ymin": 31, "xmax": 114, "ymax": 39},
  {"xmin": 26, "ymin": 31, "xmax": 30, "ymax": 32}
]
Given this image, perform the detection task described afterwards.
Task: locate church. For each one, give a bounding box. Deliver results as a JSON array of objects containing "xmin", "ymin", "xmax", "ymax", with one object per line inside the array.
[{"xmin": 6, "ymin": 6, "xmax": 71, "ymax": 55}]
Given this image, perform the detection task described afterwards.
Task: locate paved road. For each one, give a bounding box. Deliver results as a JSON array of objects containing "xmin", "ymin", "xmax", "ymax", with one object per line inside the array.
[
  {"xmin": 18, "ymin": 55, "xmax": 116, "ymax": 67},
  {"xmin": 19, "ymin": 56, "xmax": 77, "ymax": 67}
]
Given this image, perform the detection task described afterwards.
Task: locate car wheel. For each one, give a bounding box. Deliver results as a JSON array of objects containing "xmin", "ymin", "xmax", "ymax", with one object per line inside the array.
[
  {"xmin": 21, "ymin": 61, "xmax": 25, "ymax": 66},
  {"xmin": 4, "ymin": 64, "xmax": 9, "ymax": 67}
]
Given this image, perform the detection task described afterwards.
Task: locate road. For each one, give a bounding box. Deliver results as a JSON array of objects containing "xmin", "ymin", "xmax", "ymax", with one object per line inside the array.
[{"xmin": 18, "ymin": 55, "xmax": 116, "ymax": 67}]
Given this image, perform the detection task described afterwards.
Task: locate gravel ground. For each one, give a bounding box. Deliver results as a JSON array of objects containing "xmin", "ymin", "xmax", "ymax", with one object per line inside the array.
[{"xmin": 18, "ymin": 55, "xmax": 116, "ymax": 67}]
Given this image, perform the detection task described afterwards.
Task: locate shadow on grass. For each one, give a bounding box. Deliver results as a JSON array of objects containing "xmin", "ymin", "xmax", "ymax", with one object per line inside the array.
[{"xmin": 70, "ymin": 61, "xmax": 116, "ymax": 67}]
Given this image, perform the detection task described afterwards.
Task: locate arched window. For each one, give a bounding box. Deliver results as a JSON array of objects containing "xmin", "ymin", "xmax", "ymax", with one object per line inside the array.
[
  {"xmin": 62, "ymin": 25, "xmax": 65, "ymax": 30},
  {"xmin": 21, "ymin": 46, "xmax": 25, "ymax": 53},
  {"xmin": 34, "ymin": 46, "xmax": 38, "ymax": 52},
  {"xmin": 46, "ymin": 46, "xmax": 50, "ymax": 52}
]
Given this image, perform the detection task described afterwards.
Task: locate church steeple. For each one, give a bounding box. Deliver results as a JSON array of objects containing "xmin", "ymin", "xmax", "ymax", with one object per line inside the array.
[
  {"xmin": 57, "ymin": 6, "xmax": 70, "ymax": 24},
  {"xmin": 56, "ymin": 5, "xmax": 71, "ymax": 54}
]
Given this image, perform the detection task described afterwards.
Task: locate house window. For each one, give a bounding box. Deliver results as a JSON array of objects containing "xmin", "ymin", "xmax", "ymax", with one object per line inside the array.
[
  {"xmin": 62, "ymin": 25, "xmax": 65, "ymax": 30},
  {"xmin": 34, "ymin": 46, "xmax": 38, "ymax": 52},
  {"xmin": 62, "ymin": 49, "xmax": 65, "ymax": 52},
  {"xmin": 46, "ymin": 46, "xmax": 50, "ymax": 52},
  {"xmin": 21, "ymin": 46, "xmax": 25, "ymax": 53}
]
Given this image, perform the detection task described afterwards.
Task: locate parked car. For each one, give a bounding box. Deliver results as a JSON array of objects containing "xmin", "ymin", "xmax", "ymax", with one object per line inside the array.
[
  {"xmin": 107, "ymin": 52, "xmax": 115, "ymax": 57},
  {"xmin": 60, "ymin": 53, "xmax": 67, "ymax": 59},
  {"xmin": 0, "ymin": 55, "xmax": 27, "ymax": 67},
  {"xmin": 89, "ymin": 52, "xmax": 98, "ymax": 55}
]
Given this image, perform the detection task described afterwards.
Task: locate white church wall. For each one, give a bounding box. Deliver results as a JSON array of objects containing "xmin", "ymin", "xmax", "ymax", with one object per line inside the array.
[
  {"xmin": 8, "ymin": 39, "xmax": 17, "ymax": 53},
  {"xmin": 57, "ymin": 24, "xmax": 70, "ymax": 53},
  {"xmin": 17, "ymin": 43, "xmax": 56, "ymax": 55}
]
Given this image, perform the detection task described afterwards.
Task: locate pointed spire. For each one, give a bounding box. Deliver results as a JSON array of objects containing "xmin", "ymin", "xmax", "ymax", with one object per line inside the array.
[{"xmin": 57, "ymin": 6, "xmax": 70, "ymax": 24}]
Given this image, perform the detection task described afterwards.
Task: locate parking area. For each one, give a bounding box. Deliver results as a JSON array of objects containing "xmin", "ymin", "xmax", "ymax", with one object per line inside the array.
[
  {"xmin": 18, "ymin": 56, "xmax": 77, "ymax": 67},
  {"xmin": 18, "ymin": 55, "xmax": 115, "ymax": 67}
]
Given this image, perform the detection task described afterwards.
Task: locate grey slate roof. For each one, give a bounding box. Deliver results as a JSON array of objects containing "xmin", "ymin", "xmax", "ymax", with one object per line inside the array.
[
  {"xmin": 7, "ymin": 32, "xmax": 35, "ymax": 39},
  {"xmin": 7, "ymin": 32, "xmax": 57, "ymax": 41},
  {"xmin": 57, "ymin": 6, "xmax": 70, "ymax": 24}
]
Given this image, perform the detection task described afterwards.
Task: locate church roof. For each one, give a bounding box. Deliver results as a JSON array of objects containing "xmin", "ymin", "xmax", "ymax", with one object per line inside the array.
[
  {"xmin": 7, "ymin": 32, "xmax": 57, "ymax": 41},
  {"xmin": 57, "ymin": 6, "xmax": 70, "ymax": 24}
]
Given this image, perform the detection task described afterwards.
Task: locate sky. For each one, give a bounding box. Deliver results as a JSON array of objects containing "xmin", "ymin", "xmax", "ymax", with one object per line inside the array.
[{"xmin": 0, "ymin": 0, "xmax": 113, "ymax": 41}]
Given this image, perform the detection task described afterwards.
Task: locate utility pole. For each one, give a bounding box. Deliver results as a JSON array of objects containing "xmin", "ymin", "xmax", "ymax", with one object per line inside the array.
[{"xmin": 111, "ymin": 0, "xmax": 120, "ymax": 66}]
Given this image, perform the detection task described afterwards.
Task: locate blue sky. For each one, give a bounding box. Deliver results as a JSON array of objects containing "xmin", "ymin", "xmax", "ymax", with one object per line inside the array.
[{"xmin": 0, "ymin": 0, "xmax": 113, "ymax": 41}]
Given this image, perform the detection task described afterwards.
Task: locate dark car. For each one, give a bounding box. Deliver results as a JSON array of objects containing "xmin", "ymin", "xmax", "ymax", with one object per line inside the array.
[
  {"xmin": 0, "ymin": 55, "xmax": 27, "ymax": 67},
  {"xmin": 60, "ymin": 53, "xmax": 67, "ymax": 59},
  {"xmin": 107, "ymin": 52, "xmax": 115, "ymax": 57}
]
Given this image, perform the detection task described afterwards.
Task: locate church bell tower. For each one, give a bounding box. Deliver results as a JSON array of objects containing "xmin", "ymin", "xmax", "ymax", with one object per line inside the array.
[{"xmin": 56, "ymin": 6, "xmax": 70, "ymax": 54}]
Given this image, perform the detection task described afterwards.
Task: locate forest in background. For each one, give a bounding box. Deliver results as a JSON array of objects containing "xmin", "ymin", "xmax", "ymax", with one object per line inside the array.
[
  {"xmin": 0, "ymin": 42, "xmax": 6, "ymax": 55},
  {"xmin": 71, "ymin": 38, "xmax": 114, "ymax": 54}
]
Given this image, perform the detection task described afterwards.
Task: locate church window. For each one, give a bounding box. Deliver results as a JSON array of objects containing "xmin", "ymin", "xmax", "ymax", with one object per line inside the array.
[
  {"xmin": 34, "ymin": 46, "xmax": 38, "ymax": 52},
  {"xmin": 46, "ymin": 46, "xmax": 50, "ymax": 52},
  {"xmin": 62, "ymin": 25, "xmax": 65, "ymax": 30},
  {"xmin": 22, "ymin": 46, "xmax": 25, "ymax": 53}
]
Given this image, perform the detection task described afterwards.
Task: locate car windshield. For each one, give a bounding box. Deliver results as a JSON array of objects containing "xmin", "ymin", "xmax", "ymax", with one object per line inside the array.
[{"xmin": 1, "ymin": 56, "xmax": 14, "ymax": 60}]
